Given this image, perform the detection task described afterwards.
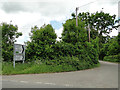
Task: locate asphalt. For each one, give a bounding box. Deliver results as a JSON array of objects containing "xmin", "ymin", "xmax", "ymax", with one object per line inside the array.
[{"xmin": 2, "ymin": 61, "xmax": 119, "ymax": 88}]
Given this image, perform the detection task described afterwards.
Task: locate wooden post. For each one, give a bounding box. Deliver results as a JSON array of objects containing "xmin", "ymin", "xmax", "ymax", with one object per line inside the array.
[
  {"xmin": 88, "ymin": 24, "xmax": 91, "ymax": 42},
  {"xmin": 76, "ymin": 7, "xmax": 79, "ymax": 26}
]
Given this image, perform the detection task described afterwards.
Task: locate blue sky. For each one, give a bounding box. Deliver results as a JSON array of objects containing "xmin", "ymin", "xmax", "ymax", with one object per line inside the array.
[{"xmin": 50, "ymin": 20, "xmax": 62, "ymax": 30}]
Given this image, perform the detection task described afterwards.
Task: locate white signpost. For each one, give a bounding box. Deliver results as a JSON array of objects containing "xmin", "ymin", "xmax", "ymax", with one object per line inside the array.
[{"xmin": 13, "ymin": 44, "xmax": 26, "ymax": 68}]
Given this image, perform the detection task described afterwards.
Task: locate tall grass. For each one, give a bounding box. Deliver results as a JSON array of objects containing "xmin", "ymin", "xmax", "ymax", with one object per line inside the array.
[{"xmin": 2, "ymin": 60, "xmax": 100, "ymax": 75}]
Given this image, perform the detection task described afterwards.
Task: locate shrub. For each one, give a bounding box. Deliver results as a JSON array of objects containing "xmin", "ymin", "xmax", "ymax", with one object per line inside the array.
[
  {"xmin": 25, "ymin": 24, "xmax": 57, "ymax": 61},
  {"xmin": 25, "ymin": 21, "xmax": 100, "ymax": 73},
  {"xmin": 103, "ymin": 53, "xmax": 120, "ymax": 62},
  {"xmin": 62, "ymin": 19, "xmax": 88, "ymax": 44},
  {"xmin": 45, "ymin": 55, "xmax": 99, "ymax": 70},
  {"xmin": 100, "ymin": 35, "xmax": 120, "ymax": 60}
]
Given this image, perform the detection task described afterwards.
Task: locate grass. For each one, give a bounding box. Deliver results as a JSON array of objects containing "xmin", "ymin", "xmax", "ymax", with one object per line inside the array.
[{"xmin": 2, "ymin": 61, "xmax": 100, "ymax": 75}]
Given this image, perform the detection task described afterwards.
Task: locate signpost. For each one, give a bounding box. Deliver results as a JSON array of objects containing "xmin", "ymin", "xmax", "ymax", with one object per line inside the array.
[{"xmin": 13, "ymin": 44, "xmax": 26, "ymax": 68}]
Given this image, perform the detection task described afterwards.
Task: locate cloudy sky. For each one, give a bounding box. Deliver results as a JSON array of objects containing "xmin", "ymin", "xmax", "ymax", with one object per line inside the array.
[{"xmin": 0, "ymin": 0, "xmax": 119, "ymax": 44}]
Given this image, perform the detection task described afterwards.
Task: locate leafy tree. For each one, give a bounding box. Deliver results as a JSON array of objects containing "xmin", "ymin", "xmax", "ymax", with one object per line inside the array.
[
  {"xmin": 90, "ymin": 28, "xmax": 98, "ymax": 40},
  {"xmin": 107, "ymin": 36, "xmax": 120, "ymax": 55},
  {"xmin": 99, "ymin": 41, "xmax": 109, "ymax": 60},
  {"xmin": 30, "ymin": 24, "xmax": 57, "ymax": 45},
  {"xmin": 100, "ymin": 34, "xmax": 120, "ymax": 60},
  {"xmin": 72, "ymin": 11, "xmax": 119, "ymax": 35},
  {"xmin": 72, "ymin": 11, "xmax": 119, "ymax": 59},
  {"xmin": 103, "ymin": 34, "xmax": 120, "ymax": 62},
  {"xmin": 61, "ymin": 19, "xmax": 88, "ymax": 44},
  {"xmin": 1, "ymin": 22, "xmax": 22, "ymax": 61},
  {"xmin": 26, "ymin": 24, "xmax": 57, "ymax": 61},
  {"xmin": 72, "ymin": 11, "xmax": 119, "ymax": 43}
]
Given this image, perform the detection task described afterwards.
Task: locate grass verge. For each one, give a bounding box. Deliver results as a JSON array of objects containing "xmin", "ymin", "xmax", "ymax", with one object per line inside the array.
[{"xmin": 2, "ymin": 61, "xmax": 100, "ymax": 75}]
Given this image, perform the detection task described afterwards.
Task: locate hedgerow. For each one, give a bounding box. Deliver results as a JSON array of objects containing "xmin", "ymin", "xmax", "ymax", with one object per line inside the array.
[
  {"xmin": 25, "ymin": 19, "xmax": 99, "ymax": 71},
  {"xmin": 103, "ymin": 54, "xmax": 120, "ymax": 62}
]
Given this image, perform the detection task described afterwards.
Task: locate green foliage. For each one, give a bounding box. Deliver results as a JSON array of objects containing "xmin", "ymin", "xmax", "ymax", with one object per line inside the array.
[
  {"xmin": 2, "ymin": 59, "xmax": 100, "ymax": 75},
  {"xmin": 52, "ymin": 42, "xmax": 77, "ymax": 57},
  {"xmin": 0, "ymin": 25, "xmax": 2, "ymax": 65},
  {"xmin": 25, "ymin": 19, "xmax": 99, "ymax": 73},
  {"xmin": 77, "ymin": 11, "xmax": 118, "ymax": 36},
  {"xmin": 90, "ymin": 28, "xmax": 98, "ymax": 39},
  {"xmin": 44, "ymin": 36, "xmax": 100, "ymax": 70},
  {"xmin": 100, "ymin": 35, "xmax": 120, "ymax": 60},
  {"xmin": 26, "ymin": 24, "xmax": 57, "ymax": 61},
  {"xmin": 1, "ymin": 23, "xmax": 22, "ymax": 61},
  {"xmin": 103, "ymin": 54, "xmax": 120, "ymax": 62},
  {"xmin": 107, "ymin": 36, "xmax": 120, "ymax": 55},
  {"xmin": 99, "ymin": 42, "xmax": 109, "ymax": 60},
  {"xmin": 72, "ymin": 11, "xmax": 118, "ymax": 54},
  {"xmin": 86, "ymin": 37, "xmax": 99, "ymax": 64},
  {"xmin": 73, "ymin": 11, "xmax": 119, "ymax": 60},
  {"xmin": 62, "ymin": 19, "xmax": 88, "ymax": 44},
  {"xmin": 2, "ymin": 61, "xmax": 78, "ymax": 75},
  {"xmin": 46, "ymin": 56, "xmax": 100, "ymax": 70},
  {"xmin": 118, "ymin": 32, "xmax": 120, "ymax": 45},
  {"xmin": 30, "ymin": 24, "xmax": 57, "ymax": 45}
]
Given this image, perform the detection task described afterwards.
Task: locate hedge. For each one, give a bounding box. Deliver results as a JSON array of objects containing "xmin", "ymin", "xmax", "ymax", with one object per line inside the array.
[{"xmin": 103, "ymin": 53, "xmax": 120, "ymax": 62}]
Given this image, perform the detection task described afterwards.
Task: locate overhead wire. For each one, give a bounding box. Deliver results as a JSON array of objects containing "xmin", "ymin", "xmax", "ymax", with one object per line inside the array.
[{"xmin": 77, "ymin": 0, "xmax": 98, "ymax": 8}]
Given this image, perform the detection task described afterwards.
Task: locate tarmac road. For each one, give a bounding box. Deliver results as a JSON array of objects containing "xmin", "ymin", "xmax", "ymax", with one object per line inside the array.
[{"xmin": 2, "ymin": 61, "xmax": 119, "ymax": 88}]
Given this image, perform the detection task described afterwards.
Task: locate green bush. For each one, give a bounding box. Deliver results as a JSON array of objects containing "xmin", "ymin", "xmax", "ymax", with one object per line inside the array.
[
  {"xmin": 1, "ymin": 23, "xmax": 22, "ymax": 61},
  {"xmin": 40, "ymin": 55, "xmax": 99, "ymax": 71},
  {"xmin": 25, "ymin": 24, "xmax": 57, "ymax": 61},
  {"xmin": 103, "ymin": 54, "xmax": 120, "ymax": 62},
  {"xmin": 100, "ymin": 35, "xmax": 120, "ymax": 60},
  {"xmin": 62, "ymin": 19, "xmax": 88, "ymax": 44},
  {"xmin": 25, "ymin": 20, "xmax": 100, "ymax": 74}
]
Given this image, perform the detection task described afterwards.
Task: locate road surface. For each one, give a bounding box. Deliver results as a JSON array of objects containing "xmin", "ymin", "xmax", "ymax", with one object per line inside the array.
[{"xmin": 2, "ymin": 61, "xmax": 119, "ymax": 88}]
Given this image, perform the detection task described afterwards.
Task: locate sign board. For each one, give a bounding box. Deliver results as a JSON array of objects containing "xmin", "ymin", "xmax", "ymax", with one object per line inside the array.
[{"xmin": 13, "ymin": 44, "xmax": 26, "ymax": 68}]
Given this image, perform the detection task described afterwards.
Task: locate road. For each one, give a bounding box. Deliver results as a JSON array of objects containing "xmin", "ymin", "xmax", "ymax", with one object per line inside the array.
[{"xmin": 2, "ymin": 61, "xmax": 119, "ymax": 88}]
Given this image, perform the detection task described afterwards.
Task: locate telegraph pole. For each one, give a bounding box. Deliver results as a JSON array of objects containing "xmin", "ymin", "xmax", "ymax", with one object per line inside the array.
[
  {"xmin": 76, "ymin": 7, "xmax": 79, "ymax": 26},
  {"xmin": 88, "ymin": 24, "xmax": 91, "ymax": 42}
]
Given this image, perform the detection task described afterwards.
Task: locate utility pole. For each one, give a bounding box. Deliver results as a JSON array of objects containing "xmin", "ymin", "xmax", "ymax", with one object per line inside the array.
[
  {"xmin": 88, "ymin": 24, "xmax": 91, "ymax": 42},
  {"xmin": 76, "ymin": 7, "xmax": 79, "ymax": 26}
]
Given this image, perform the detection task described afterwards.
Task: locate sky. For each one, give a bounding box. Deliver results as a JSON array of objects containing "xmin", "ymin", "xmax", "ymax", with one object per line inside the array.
[{"xmin": 0, "ymin": 0, "xmax": 119, "ymax": 44}]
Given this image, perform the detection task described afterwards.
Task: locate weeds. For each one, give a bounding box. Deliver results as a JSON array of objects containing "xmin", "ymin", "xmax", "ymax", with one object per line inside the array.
[{"xmin": 2, "ymin": 59, "xmax": 100, "ymax": 75}]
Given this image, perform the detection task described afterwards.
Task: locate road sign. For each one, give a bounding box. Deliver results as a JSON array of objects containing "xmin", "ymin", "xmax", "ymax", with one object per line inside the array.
[{"xmin": 13, "ymin": 44, "xmax": 26, "ymax": 68}]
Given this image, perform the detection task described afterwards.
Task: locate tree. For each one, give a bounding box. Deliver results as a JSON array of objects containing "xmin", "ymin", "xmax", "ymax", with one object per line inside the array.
[
  {"xmin": 107, "ymin": 36, "xmax": 120, "ymax": 55},
  {"xmin": 26, "ymin": 24, "xmax": 57, "ymax": 61},
  {"xmin": 100, "ymin": 34, "xmax": 120, "ymax": 60},
  {"xmin": 61, "ymin": 19, "xmax": 88, "ymax": 44},
  {"xmin": 72, "ymin": 11, "xmax": 119, "ymax": 43},
  {"xmin": 72, "ymin": 11, "xmax": 119, "ymax": 59},
  {"xmin": 1, "ymin": 22, "xmax": 22, "ymax": 61},
  {"xmin": 30, "ymin": 24, "xmax": 57, "ymax": 45}
]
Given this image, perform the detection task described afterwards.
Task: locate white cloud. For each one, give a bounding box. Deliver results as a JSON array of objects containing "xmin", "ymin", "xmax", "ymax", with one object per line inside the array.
[
  {"xmin": 55, "ymin": 27, "xmax": 63, "ymax": 41},
  {"xmin": 109, "ymin": 29, "xmax": 118, "ymax": 37},
  {"xmin": 0, "ymin": 0, "xmax": 119, "ymax": 44}
]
